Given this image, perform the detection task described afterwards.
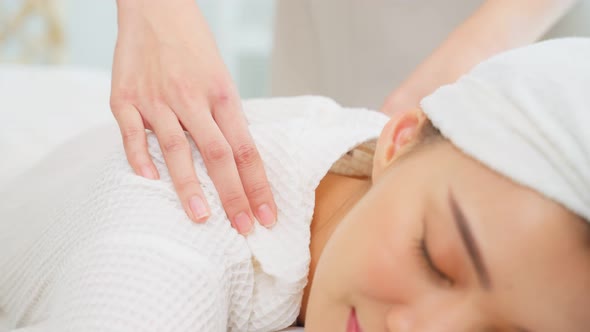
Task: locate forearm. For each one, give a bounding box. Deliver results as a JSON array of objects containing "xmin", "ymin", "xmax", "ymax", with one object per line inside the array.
[
  {"xmin": 388, "ymin": 0, "xmax": 577, "ymax": 112},
  {"xmin": 433, "ymin": 0, "xmax": 577, "ymax": 78}
]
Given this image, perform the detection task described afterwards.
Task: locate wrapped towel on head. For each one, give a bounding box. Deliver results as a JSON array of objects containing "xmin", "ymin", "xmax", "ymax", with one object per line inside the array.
[{"xmin": 421, "ymin": 38, "xmax": 590, "ymax": 222}]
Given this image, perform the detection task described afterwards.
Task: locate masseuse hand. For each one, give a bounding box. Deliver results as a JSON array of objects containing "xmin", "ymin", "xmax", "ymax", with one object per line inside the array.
[{"xmin": 111, "ymin": 0, "xmax": 276, "ymax": 234}]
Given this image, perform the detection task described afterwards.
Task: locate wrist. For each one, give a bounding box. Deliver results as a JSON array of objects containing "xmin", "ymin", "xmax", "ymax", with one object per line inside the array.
[
  {"xmin": 116, "ymin": 0, "xmax": 199, "ymax": 27},
  {"xmin": 116, "ymin": 0, "xmax": 143, "ymax": 14}
]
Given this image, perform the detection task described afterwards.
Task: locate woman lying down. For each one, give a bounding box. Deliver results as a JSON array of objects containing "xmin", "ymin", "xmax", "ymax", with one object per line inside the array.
[{"xmin": 1, "ymin": 38, "xmax": 589, "ymax": 332}]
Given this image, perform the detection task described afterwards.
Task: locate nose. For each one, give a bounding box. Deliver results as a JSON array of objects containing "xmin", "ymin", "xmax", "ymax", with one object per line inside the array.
[{"xmin": 385, "ymin": 307, "xmax": 414, "ymax": 332}]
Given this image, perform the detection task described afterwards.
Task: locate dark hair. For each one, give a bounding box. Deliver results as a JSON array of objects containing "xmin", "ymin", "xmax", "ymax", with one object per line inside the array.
[{"xmin": 584, "ymin": 220, "xmax": 590, "ymax": 250}]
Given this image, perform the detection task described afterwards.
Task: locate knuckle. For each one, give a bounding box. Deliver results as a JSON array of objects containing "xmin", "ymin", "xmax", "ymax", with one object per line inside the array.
[
  {"xmin": 121, "ymin": 127, "xmax": 145, "ymax": 144},
  {"xmin": 144, "ymin": 95, "xmax": 167, "ymax": 110},
  {"xmin": 202, "ymin": 140, "xmax": 232, "ymax": 164},
  {"xmin": 162, "ymin": 134, "xmax": 189, "ymax": 154},
  {"xmin": 175, "ymin": 175, "xmax": 200, "ymax": 193},
  {"xmin": 109, "ymin": 99, "xmax": 123, "ymax": 114},
  {"xmin": 234, "ymin": 143, "xmax": 260, "ymax": 169},
  {"xmin": 220, "ymin": 191, "xmax": 245, "ymax": 210},
  {"xmin": 169, "ymin": 76, "xmax": 196, "ymax": 99},
  {"xmin": 245, "ymin": 181, "xmax": 271, "ymax": 200},
  {"xmin": 209, "ymin": 82, "xmax": 235, "ymax": 107},
  {"xmin": 111, "ymin": 87, "xmax": 137, "ymax": 102},
  {"xmin": 109, "ymin": 93, "xmax": 137, "ymax": 115}
]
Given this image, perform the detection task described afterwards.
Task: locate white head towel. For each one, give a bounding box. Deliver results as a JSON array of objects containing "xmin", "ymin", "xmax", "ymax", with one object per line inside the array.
[{"xmin": 421, "ymin": 38, "xmax": 590, "ymax": 222}]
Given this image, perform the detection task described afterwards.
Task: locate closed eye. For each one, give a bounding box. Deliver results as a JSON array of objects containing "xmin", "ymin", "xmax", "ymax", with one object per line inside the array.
[{"xmin": 416, "ymin": 222, "xmax": 453, "ymax": 285}]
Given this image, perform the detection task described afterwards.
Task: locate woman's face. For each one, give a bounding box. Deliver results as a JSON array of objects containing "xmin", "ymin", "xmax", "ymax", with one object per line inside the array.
[{"xmin": 305, "ymin": 139, "xmax": 590, "ymax": 331}]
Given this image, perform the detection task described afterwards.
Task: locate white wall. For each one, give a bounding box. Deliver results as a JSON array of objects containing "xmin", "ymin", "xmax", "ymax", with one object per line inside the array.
[{"xmin": 62, "ymin": 1, "xmax": 118, "ymax": 70}]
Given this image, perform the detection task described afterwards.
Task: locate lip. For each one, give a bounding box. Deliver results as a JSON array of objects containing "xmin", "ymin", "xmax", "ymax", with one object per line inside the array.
[{"xmin": 346, "ymin": 308, "xmax": 363, "ymax": 332}]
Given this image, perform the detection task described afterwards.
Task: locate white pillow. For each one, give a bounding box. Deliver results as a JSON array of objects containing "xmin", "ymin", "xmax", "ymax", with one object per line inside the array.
[{"xmin": 0, "ymin": 65, "xmax": 113, "ymax": 188}]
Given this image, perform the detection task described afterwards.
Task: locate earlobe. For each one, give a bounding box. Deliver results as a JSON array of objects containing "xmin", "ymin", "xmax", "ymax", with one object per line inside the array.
[{"xmin": 373, "ymin": 109, "xmax": 426, "ymax": 180}]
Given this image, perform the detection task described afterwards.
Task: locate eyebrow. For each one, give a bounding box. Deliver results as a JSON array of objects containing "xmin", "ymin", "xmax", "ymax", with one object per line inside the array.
[
  {"xmin": 448, "ymin": 195, "xmax": 533, "ymax": 331},
  {"xmin": 449, "ymin": 191, "xmax": 492, "ymax": 289}
]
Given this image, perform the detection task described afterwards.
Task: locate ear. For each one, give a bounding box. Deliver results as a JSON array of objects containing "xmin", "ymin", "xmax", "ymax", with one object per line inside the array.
[{"xmin": 372, "ymin": 109, "xmax": 427, "ymax": 181}]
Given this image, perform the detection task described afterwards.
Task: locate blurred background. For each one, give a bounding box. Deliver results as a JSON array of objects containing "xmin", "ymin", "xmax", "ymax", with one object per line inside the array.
[
  {"xmin": 1, "ymin": 0, "xmax": 590, "ymax": 99},
  {"xmin": 0, "ymin": 0, "xmax": 276, "ymax": 98}
]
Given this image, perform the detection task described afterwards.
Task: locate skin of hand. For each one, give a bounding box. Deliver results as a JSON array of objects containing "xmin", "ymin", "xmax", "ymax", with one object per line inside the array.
[
  {"xmin": 110, "ymin": 0, "xmax": 277, "ymax": 235},
  {"xmin": 380, "ymin": 0, "xmax": 577, "ymax": 116}
]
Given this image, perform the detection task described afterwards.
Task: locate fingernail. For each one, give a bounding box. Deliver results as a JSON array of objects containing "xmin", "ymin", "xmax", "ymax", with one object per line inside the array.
[
  {"xmin": 257, "ymin": 204, "xmax": 276, "ymax": 228},
  {"xmin": 140, "ymin": 165, "xmax": 158, "ymax": 180},
  {"xmin": 234, "ymin": 212, "xmax": 253, "ymax": 235},
  {"xmin": 189, "ymin": 196, "xmax": 209, "ymax": 222}
]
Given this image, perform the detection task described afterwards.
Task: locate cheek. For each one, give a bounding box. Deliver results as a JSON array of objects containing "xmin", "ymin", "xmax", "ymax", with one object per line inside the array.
[
  {"xmin": 312, "ymin": 170, "xmax": 431, "ymax": 307},
  {"xmin": 345, "ymin": 192, "xmax": 426, "ymax": 305},
  {"xmin": 310, "ymin": 197, "xmax": 393, "ymax": 306},
  {"xmin": 351, "ymin": 223, "xmax": 424, "ymax": 305}
]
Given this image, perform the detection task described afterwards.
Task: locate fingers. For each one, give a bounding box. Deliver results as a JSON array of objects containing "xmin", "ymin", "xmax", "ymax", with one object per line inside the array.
[
  {"xmin": 112, "ymin": 90, "xmax": 276, "ymax": 236},
  {"xmin": 111, "ymin": 104, "xmax": 159, "ymax": 180},
  {"xmin": 179, "ymin": 103, "xmax": 256, "ymax": 235},
  {"xmin": 212, "ymin": 94, "xmax": 277, "ymax": 228},
  {"xmin": 148, "ymin": 107, "xmax": 211, "ymax": 224}
]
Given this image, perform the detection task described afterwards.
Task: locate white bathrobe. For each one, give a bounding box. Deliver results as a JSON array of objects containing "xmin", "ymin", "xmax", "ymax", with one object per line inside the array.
[{"xmin": 0, "ymin": 97, "xmax": 388, "ymax": 332}]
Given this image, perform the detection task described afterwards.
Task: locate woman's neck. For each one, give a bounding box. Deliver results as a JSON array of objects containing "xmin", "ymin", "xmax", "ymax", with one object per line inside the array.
[{"xmin": 297, "ymin": 172, "xmax": 371, "ymax": 324}]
